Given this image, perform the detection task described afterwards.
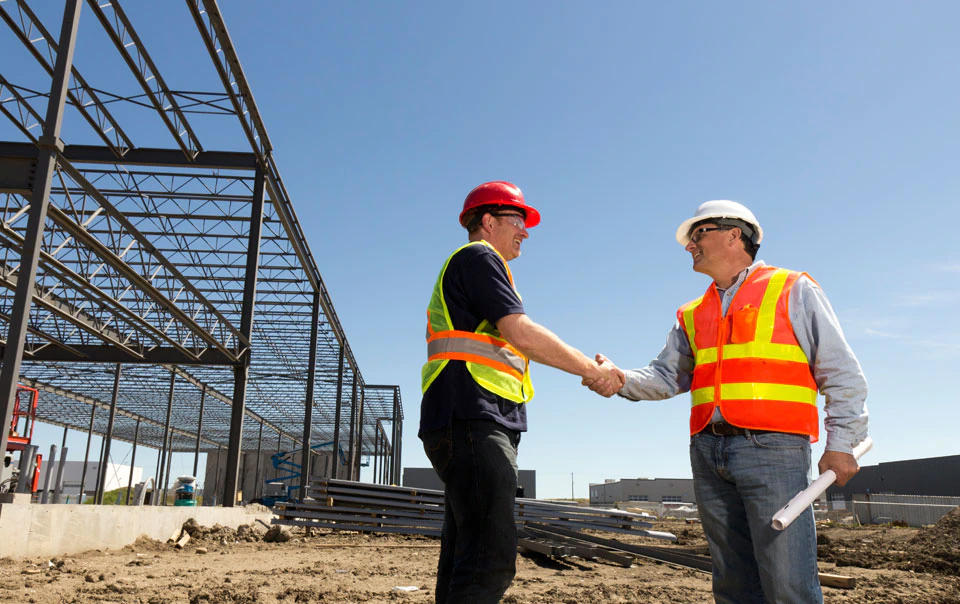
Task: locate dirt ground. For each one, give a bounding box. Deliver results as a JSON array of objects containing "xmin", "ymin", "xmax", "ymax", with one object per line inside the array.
[{"xmin": 2, "ymin": 509, "xmax": 959, "ymax": 603}]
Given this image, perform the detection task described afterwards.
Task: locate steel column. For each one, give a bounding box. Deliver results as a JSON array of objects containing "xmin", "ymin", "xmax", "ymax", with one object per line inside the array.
[
  {"xmin": 125, "ymin": 418, "xmax": 140, "ymax": 505},
  {"xmin": 95, "ymin": 363, "xmax": 122, "ymax": 504},
  {"xmin": 331, "ymin": 346, "xmax": 344, "ymax": 479},
  {"xmin": 372, "ymin": 425, "xmax": 379, "ymax": 485},
  {"xmin": 356, "ymin": 387, "xmax": 365, "ymax": 480},
  {"xmin": 222, "ymin": 166, "xmax": 264, "ymax": 507},
  {"xmin": 0, "ymin": 0, "xmax": 82, "ymax": 457},
  {"xmin": 298, "ymin": 290, "xmax": 320, "ymax": 499},
  {"xmin": 397, "ymin": 415, "xmax": 403, "ymax": 487},
  {"xmin": 253, "ymin": 420, "xmax": 263, "ymax": 500},
  {"xmin": 60, "ymin": 426, "xmax": 68, "ymax": 462},
  {"xmin": 394, "ymin": 389, "xmax": 402, "ymax": 485},
  {"xmin": 53, "ymin": 446, "xmax": 68, "ymax": 504},
  {"xmin": 162, "ymin": 444, "xmax": 174, "ymax": 506},
  {"xmin": 391, "ymin": 389, "xmax": 400, "ymax": 485},
  {"xmin": 78, "ymin": 402, "xmax": 96, "ymax": 504},
  {"xmin": 156, "ymin": 371, "xmax": 176, "ymax": 505},
  {"xmin": 94, "ymin": 435, "xmax": 105, "ymax": 501},
  {"xmin": 193, "ymin": 386, "xmax": 205, "ymax": 477},
  {"xmin": 346, "ymin": 375, "xmax": 357, "ymax": 481},
  {"xmin": 40, "ymin": 445, "xmax": 56, "ymax": 504}
]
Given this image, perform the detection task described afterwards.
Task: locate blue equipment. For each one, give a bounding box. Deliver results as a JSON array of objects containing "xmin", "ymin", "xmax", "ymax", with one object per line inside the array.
[{"xmin": 261, "ymin": 440, "xmax": 347, "ymax": 507}]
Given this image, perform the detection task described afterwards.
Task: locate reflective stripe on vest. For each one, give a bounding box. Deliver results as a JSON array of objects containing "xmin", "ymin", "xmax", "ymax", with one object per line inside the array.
[
  {"xmin": 421, "ymin": 240, "xmax": 534, "ymax": 403},
  {"xmin": 426, "ymin": 330, "xmax": 526, "ymax": 380},
  {"xmin": 679, "ymin": 266, "xmax": 820, "ymax": 441}
]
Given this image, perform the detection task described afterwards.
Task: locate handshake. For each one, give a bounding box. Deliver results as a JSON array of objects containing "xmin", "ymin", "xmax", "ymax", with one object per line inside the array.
[{"xmin": 582, "ymin": 353, "xmax": 624, "ymax": 398}]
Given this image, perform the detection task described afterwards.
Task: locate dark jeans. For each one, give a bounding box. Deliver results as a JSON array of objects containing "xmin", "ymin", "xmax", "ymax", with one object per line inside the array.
[{"xmin": 421, "ymin": 419, "xmax": 521, "ymax": 604}]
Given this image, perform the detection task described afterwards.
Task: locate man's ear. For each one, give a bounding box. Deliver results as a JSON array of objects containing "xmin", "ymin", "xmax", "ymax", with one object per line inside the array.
[{"xmin": 481, "ymin": 212, "xmax": 494, "ymax": 231}]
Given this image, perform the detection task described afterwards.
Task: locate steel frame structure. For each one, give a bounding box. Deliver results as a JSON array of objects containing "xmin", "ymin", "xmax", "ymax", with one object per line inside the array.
[{"xmin": 0, "ymin": 0, "xmax": 402, "ymax": 505}]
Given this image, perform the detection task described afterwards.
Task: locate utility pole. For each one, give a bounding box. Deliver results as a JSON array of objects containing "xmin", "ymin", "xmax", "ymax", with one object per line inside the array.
[{"xmin": 571, "ymin": 473, "xmax": 574, "ymax": 500}]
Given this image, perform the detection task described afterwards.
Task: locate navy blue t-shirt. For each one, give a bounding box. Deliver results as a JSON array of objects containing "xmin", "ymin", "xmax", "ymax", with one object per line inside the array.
[{"xmin": 418, "ymin": 243, "xmax": 527, "ymax": 436}]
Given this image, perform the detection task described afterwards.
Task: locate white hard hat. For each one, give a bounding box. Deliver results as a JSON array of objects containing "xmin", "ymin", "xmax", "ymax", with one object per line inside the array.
[{"xmin": 676, "ymin": 200, "xmax": 763, "ymax": 246}]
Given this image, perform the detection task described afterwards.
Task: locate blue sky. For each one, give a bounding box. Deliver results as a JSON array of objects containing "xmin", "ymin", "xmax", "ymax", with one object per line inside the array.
[{"xmin": 10, "ymin": 2, "xmax": 958, "ymax": 499}]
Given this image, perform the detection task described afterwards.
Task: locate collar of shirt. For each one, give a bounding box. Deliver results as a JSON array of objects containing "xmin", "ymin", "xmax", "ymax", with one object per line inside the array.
[{"xmin": 715, "ymin": 260, "xmax": 766, "ymax": 315}]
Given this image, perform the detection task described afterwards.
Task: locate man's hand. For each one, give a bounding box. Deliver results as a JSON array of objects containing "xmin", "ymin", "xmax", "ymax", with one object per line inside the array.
[
  {"xmin": 818, "ymin": 450, "xmax": 859, "ymax": 487},
  {"xmin": 582, "ymin": 353, "xmax": 625, "ymax": 397}
]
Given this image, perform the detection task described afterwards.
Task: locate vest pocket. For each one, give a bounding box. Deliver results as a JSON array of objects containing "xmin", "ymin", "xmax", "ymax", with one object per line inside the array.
[{"xmin": 731, "ymin": 305, "xmax": 758, "ymax": 343}]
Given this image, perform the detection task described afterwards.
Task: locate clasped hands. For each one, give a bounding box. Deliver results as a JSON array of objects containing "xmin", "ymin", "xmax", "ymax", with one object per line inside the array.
[{"xmin": 582, "ymin": 353, "xmax": 624, "ymax": 397}]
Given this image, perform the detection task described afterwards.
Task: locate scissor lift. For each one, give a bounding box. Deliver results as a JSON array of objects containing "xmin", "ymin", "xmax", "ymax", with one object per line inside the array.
[{"xmin": 1, "ymin": 386, "xmax": 42, "ymax": 494}]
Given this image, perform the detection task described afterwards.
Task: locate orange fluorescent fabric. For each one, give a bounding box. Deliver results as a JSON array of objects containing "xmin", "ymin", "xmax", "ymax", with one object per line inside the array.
[{"xmin": 679, "ymin": 266, "xmax": 820, "ymax": 441}]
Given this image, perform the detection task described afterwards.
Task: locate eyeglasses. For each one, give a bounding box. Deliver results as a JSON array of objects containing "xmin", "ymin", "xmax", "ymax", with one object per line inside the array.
[
  {"xmin": 493, "ymin": 213, "xmax": 526, "ymax": 230},
  {"xmin": 689, "ymin": 226, "xmax": 726, "ymax": 244}
]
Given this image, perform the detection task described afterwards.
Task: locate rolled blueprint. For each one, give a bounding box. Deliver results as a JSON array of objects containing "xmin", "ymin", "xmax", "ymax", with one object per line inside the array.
[{"xmin": 771, "ymin": 437, "xmax": 873, "ymax": 531}]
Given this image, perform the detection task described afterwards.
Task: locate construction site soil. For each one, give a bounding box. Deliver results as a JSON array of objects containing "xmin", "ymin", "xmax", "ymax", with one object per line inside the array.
[{"xmin": 2, "ymin": 508, "xmax": 958, "ymax": 603}]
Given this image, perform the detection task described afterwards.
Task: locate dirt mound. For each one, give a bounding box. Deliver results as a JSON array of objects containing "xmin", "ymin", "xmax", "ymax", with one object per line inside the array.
[
  {"xmin": 904, "ymin": 506, "xmax": 960, "ymax": 575},
  {"xmin": 123, "ymin": 535, "xmax": 169, "ymax": 553},
  {"xmin": 818, "ymin": 507, "xmax": 960, "ymax": 576},
  {"xmin": 181, "ymin": 519, "xmax": 271, "ymax": 544}
]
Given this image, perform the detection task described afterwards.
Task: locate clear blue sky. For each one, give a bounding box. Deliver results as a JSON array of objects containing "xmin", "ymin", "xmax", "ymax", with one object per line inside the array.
[{"xmin": 12, "ymin": 2, "xmax": 959, "ymax": 499}]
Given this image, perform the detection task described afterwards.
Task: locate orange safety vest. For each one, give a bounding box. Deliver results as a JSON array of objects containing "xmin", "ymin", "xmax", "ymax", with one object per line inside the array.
[{"xmin": 679, "ymin": 266, "xmax": 820, "ymax": 441}]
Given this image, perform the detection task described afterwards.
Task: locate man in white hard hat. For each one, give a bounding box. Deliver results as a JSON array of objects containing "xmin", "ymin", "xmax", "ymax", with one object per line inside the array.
[{"xmin": 585, "ymin": 200, "xmax": 869, "ymax": 604}]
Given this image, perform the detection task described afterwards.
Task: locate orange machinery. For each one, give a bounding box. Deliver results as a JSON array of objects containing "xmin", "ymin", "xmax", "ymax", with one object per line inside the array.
[{"xmin": 5, "ymin": 385, "xmax": 41, "ymax": 492}]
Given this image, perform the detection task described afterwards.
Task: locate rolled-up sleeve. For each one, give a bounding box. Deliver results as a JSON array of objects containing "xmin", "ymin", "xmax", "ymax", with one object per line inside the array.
[
  {"xmin": 619, "ymin": 321, "xmax": 695, "ymax": 401},
  {"xmin": 791, "ymin": 276, "xmax": 869, "ymax": 454}
]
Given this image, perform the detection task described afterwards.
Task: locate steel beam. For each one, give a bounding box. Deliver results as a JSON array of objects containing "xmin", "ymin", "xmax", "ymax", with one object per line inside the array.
[
  {"xmin": 12, "ymin": 344, "xmax": 240, "ymax": 365},
  {"xmin": 0, "ymin": 141, "xmax": 255, "ymax": 170},
  {"xmin": 0, "ymin": 0, "xmax": 82, "ymax": 459},
  {"xmin": 86, "ymin": 0, "xmax": 202, "ymax": 159},
  {"xmin": 0, "ymin": 74, "xmax": 43, "ymax": 145},
  {"xmin": 0, "ymin": 0, "xmax": 132, "ymax": 156},
  {"xmin": 187, "ymin": 0, "xmax": 271, "ymax": 159}
]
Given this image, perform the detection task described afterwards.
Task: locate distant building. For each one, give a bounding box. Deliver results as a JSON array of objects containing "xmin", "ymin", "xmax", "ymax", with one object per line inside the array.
[
  {"xmin": 37, "ymin": 461, "xmax": 142, "ymax": 502},
  {"xmin": 403, "ymin": 467, "xmax": 537, "ymax": 499},
  {"xmin": 827, "ymin": 454, "xmax": 960, "ymax": 500},
  {"xmin": 589, "ymin": 478, "xmax": 695, "ymax": 507}
]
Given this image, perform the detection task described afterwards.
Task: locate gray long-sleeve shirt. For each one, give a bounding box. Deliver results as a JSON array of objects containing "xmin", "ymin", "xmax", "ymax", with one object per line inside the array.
[{"xmin": 619, "ymin": 260, "xmax": 868, "ymax": 455}]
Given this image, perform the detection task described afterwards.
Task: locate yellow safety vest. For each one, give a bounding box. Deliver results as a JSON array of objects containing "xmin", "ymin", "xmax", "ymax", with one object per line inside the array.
[{"xmin": 421, "ymin": 241, "xmax": 534, "ymax": 403}]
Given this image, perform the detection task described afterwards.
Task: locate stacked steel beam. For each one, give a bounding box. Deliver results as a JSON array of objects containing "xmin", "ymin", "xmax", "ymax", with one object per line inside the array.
[{"xmin": 273, "ymin": 478, "xmax": 676, "ymax": 543}]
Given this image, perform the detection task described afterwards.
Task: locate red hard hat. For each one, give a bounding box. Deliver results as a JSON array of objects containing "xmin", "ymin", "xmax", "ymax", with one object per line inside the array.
[{"xmin": 459, "ymin": 181, "xmax": 541, "ymax": 229}]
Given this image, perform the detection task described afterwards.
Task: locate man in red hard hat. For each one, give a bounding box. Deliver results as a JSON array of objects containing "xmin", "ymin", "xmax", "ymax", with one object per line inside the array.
[
  {"xmin": 586, "ymin": 200, "xmax": 869, "ymax": 604},
  {"xmin": 419, "ymin": 181, "xmax": 622, "ymax": 603}
]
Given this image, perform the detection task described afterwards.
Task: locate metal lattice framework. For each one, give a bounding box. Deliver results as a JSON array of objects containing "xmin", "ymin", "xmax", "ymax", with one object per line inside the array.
[{"xmin": 0, "ymin": 0, "xmax": 403, "ymax": 499}]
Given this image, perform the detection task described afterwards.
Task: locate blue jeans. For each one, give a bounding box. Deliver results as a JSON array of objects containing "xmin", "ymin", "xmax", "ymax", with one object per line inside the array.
[
  {"xmin": 690, "ymin": 431, "xmax": 823, "ymax": 604},
  {"xmin": 421, "ymin": 420, "xmax": 520, "ymax": 604}
]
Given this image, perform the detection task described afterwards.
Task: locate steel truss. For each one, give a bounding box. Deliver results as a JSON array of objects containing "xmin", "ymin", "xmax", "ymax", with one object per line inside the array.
[{"xmin": 0, "ymin": 0, "xmax": 402, "ymax": 505}]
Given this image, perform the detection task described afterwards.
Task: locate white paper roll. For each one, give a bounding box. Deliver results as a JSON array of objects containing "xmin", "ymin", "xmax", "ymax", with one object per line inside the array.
[{"xmin": 770, "ymin": 437, "xmax": 873, "ymax": 531}]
